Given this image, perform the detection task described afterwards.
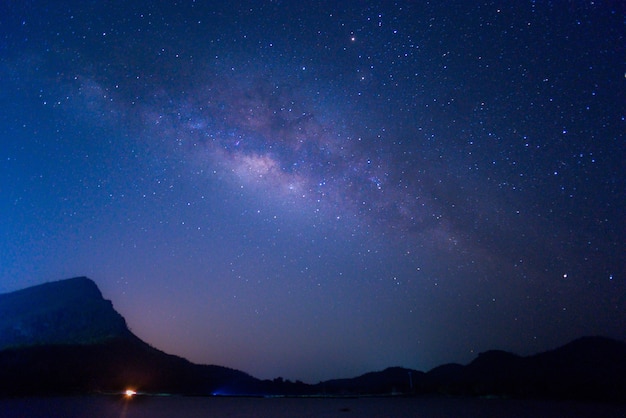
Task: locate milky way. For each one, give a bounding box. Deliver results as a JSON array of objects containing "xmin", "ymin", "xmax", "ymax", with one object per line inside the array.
[
  {"xmin": 1, "ymin": 0, "xmax": 624, "ymax": 382},
  {"xmin": 139, "ymin": 71, "xmax": 440, "ymax": 233}
]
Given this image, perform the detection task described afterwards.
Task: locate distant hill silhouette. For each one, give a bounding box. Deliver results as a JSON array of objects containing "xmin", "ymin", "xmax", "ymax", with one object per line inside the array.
[
  {"xmin": 313, "ymin": 337, "xmax": 626, "ymax": 401},
  {"xmin": 0, "ymin": 277, "xmax": 130, "ymax": 349},
  {"xmin": 0, "ymin": 277, "xmax": 265, "ymax": 396},
  {"xmin": 424, "ymin": 336, "xmax": 626, "ymax": 401},
  {"xmin": 316, "ymin": 367, "xmax": 424, "ymax": 395},
  {"xmin": 1, "ymin": 277, "xmax": 625, "ymax": 401}
]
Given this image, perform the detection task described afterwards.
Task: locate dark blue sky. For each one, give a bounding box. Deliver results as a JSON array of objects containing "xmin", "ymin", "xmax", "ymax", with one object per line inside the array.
[{"xmin": 1, "ymin": 1, "xmax": 624, "ymax": 382}]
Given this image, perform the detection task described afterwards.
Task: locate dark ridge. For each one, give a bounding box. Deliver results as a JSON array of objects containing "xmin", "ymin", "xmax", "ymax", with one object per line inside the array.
[
  {"xmin": 1, "ymin": 278, "xmax": 625, "ymax": 401},
  {"xmin": 315, "ymin": 367, "xmax": 426, "ymax": 395},
  {"xmin": 0, "ymin": 277, "xmax": 130, "ymax": 349},
  {"xmin": 0, "ymin": 337, "xmax": 264, "ymax": 396},
  {"xmin": 0, "ymin": 277, "xmax": 275, "ymax": 396}
]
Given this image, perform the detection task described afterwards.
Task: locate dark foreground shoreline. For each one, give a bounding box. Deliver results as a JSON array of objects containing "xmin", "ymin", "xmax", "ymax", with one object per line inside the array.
[{"xmin": 1, "ymin": 395, "xmax": 625, "ymax": 418}]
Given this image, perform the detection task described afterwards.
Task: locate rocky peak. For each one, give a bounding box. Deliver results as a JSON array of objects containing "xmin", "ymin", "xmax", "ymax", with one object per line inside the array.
[{"xmin": 0, "ymin": 276, "xmax": 130, "ymax": 349}]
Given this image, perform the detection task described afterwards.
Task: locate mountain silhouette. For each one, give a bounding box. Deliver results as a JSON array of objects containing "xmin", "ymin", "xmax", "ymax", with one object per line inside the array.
[
  {"xmin": 0, "ymin": 277, "xmax": 263, "ymax": 396},
  {"xmin": 0, "ymin": 277, "xmax": 130, "ymax": 349},
  {"xmin": 1, "ymin": 277, "xmax": 624, "ymax": 401}
]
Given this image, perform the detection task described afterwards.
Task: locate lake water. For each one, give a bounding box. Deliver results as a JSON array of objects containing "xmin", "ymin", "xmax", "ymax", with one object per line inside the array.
[{"xmin": 1, "ymin": 395, "xmax": 625, "ymax": 417}]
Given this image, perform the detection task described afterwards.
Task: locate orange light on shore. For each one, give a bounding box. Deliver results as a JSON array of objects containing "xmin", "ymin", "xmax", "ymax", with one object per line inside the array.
[{"xmin": 124, "ymin": 389, "xmax": 137, "ymax": 398}]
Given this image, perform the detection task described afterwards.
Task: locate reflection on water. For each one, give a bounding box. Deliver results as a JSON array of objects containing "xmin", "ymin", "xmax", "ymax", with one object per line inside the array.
[{"xmin": 1, "ymin": 395, "xmax": 625, "ymax": 418}]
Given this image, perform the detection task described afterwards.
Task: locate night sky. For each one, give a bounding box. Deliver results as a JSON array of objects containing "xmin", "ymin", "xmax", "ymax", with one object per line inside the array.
[{"xmin": 1, "ymin": 1, "xmax": 624, "ymax": 383}]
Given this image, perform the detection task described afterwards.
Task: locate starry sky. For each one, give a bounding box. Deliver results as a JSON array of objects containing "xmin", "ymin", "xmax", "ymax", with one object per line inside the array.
[{"xmin": 1, "ymin": 1, "xmax": 624, "ymax": 383}]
